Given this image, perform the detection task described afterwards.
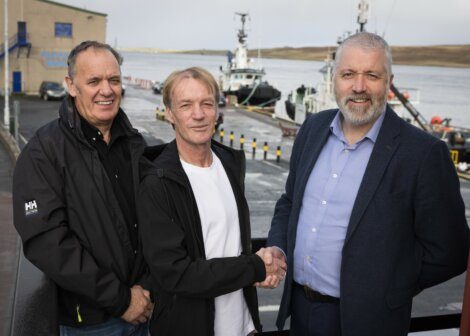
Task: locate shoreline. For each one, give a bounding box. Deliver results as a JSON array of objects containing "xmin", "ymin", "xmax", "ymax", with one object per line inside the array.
[{"xmin": 121, "ymin": 45, "xmax": 470, "ymax": 68}]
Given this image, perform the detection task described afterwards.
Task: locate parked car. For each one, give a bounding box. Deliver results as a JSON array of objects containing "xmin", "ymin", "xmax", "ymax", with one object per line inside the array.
[
  {"xmin": 152, "ymin": 81, "xmax": 163, "ymax": 94},
  {"xmin": 39, "ymin": 81, "xmax": 66, "ymax": 101}
]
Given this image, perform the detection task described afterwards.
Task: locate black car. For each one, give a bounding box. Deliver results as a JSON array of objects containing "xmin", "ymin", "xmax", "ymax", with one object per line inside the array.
[
  {"xmin": 39, "ymin": 81, "xmax": 67, "ymax": 101},
  {"xmin": 152, "ymin": 82, "xmax": 163, "ymax": 94}
]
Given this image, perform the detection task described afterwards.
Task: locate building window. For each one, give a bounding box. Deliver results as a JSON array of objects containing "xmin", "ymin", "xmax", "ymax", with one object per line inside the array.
[{"xmin": 55, "ymin": 23, "xmax": 72, "ymax": 38}]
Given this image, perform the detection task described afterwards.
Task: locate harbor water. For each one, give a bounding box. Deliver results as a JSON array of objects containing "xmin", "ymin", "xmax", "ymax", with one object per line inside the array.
[{"xmin": 121, "ymin": 51, "xmax": 470, "ymax": 126}]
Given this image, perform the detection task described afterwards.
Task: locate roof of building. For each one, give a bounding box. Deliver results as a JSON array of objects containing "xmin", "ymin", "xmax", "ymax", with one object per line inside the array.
[{"xmin": 36, "ymin": 0, "xmax": 107, "ymax": 17}]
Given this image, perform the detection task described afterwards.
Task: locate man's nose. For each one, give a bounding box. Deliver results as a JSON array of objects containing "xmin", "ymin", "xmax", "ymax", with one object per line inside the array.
[
  {"xmin": 192, "ymin": 104, "xmax": 205, "ymax": 119},
  {"xmin": 99, "ymin": 81, "xmax": 113, "ymax": 96},
  {"xmin": 352, "ymin": 74, "xmax": 366, "ymax": 93}
]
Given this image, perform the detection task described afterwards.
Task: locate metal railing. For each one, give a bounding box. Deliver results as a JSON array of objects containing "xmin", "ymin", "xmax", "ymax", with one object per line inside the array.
[{"xmin": 7, "ymin": 238, "xmax": 462, "ymax": 335}]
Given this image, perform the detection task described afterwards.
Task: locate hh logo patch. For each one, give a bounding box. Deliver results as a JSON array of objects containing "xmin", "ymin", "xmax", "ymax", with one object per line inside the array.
[{"xmin": 25, "ymin": 200, "xmax": 38, "ymax": 216}]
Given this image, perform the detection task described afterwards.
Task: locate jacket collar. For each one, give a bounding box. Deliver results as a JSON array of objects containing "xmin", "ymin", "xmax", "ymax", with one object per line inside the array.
[
  {"xmin": 141, "ymin": 139, "xmax": 243, "ymax": 186},
  {"xmin": 59, "ymin": 94, "xmax": 139, "ymax": 142}
]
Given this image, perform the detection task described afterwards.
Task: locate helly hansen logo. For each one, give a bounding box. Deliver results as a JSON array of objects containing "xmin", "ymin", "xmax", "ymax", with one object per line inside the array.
[{"xmin": 25, "ymin": 200, "xmax": 38, "ymax": 216}]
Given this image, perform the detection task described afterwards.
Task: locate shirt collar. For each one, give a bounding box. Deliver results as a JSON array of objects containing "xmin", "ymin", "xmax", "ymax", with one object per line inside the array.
[
  {"xmin": 79, "ymin": 111, "xmax": 125, "ymax": 145},
  {"xmin": 330, "ymin": 108, "xmax": 386, "ymax": 144}
]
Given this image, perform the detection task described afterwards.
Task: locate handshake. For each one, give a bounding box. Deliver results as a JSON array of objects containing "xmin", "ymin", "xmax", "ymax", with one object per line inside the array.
[{"xmin": 255, "ymin": 247, "xmax": 287, "ymax": 289}]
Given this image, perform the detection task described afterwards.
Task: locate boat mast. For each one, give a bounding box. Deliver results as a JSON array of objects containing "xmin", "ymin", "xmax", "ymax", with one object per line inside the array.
[
  {"xmin": 357, "ymin": 0, "xmax": 370, "ymax": 32},
  {"xmin": 235, "ymin": 12, "xmax": 248, "ymax": 44},
  {"xmin": 234, "ymin": 12, "xmax": 249, "ymax": 69}
]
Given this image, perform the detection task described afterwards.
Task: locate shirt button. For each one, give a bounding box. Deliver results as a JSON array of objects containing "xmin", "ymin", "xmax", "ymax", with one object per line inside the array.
[
  {"xmin": 311, "ymin": 227, "xmax": 317, "ymax": 233},
  {"xmin": 98, "ymin": 131, "xmax": 101, "ymax": 135},
  {"xmin": 115, "ymin": 174, "xmax": 118, "ymax": 179},
  {"xmin": 344, "ymin": 149, "xmax": 349, "ymax": 153},
  {"xmin": 332, "ymin": 173, "xmax": 338, "ymax": 178},
  {"xmin": 321, "ymin": 200, "xmax": 327, "ymax": 205},
  {"xmin": 92, "ymin": 137, "xmax": 96, "ymax": 141},
  {"xmin": 134, "ymin": 250, "xmax": 137, "ymax": 254},
  {"xmin": 134, "ymin": 223, "xmax": 138, "ymax": 228}
]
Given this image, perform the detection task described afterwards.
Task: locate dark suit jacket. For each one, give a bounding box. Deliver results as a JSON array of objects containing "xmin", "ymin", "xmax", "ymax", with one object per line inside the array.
[{"xmin": 267, "ymin": 107, "xmax": 469, "ymax": 336}]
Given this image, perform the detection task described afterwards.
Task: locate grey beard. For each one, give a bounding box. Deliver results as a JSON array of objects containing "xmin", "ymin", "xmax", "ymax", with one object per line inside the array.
[{"xmin": 336, "ymin": 93, "xmax": 387, "ymax": 126}]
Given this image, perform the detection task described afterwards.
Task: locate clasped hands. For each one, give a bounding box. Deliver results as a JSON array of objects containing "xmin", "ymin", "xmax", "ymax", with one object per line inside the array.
[
  {"xmin": 255, "ymin": 247, "xmax": 287, "ymax": 289},
  {"xmin": 121, "ymin": 284, "xmax": 154, "ymax": 325}
]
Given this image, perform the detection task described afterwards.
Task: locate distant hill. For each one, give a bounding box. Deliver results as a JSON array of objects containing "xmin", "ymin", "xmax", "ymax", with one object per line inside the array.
[{"xmin": 175, "ymin": 45, "xmax": 470, "ymax": 68}]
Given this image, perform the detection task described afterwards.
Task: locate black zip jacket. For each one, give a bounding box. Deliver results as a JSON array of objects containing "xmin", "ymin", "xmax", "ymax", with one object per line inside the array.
[
  {"xmin": 13, "ymin": 96, "xmax": 149, "ymax": 327},
  {"xmin": 138, "ymin": 140, "xmax": 265, "ymax": 336}
]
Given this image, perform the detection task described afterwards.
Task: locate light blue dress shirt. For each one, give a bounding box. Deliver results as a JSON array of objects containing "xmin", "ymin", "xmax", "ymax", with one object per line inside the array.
[{"xmin": 293, "ymin": 111, "xmax": 385, "ymax": 298}]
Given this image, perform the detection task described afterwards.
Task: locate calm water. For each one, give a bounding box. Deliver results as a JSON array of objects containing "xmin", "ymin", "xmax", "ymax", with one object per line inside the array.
[{"xmin": 121, "ymin": 51, "xmax": 470, "ymax": 127}]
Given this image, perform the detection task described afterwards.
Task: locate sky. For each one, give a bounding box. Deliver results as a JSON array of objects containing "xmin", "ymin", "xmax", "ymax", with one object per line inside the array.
[{"xmin": 56, "ymin": 0, "xmax": 470, "ymax": 50}]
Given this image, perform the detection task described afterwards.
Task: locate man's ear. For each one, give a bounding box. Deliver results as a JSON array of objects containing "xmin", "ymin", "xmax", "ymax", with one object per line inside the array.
[
  {"xmin": 65, "ymin": 76, "xmax": 77, "ymax": 97},
  {"xmin": 165, "ymin": 107, "xmax": 175, "ymax": 124}
]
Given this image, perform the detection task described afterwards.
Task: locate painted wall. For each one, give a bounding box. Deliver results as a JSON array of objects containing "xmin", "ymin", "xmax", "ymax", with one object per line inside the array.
[{"xmin": 0, "ymin": 0, "xmax": 106, "ymax": 94}]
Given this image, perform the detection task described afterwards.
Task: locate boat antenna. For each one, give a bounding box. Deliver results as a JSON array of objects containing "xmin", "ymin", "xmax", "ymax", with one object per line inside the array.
[
  {"xmin": 357, "ymin": 0, "xmax": 370, "ymax": 32},
  {"xmin": 382, "ymin": 0, "xmax": 398, "ymax": 38},
  {"xmin": 235, "ymin": 12, "xmax": 249, "ymax": 44}
]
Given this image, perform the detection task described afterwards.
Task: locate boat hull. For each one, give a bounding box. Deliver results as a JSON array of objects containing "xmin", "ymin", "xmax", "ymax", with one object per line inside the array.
[{"xmin": 226, "ymin": 83, "xmax": 281, "ymax": 107}]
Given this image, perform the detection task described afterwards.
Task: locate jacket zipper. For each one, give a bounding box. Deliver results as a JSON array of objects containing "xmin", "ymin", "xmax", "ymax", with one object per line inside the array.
[{"xmin": 76, "ymin": 304, "xmax": 83, "ymax": 323}]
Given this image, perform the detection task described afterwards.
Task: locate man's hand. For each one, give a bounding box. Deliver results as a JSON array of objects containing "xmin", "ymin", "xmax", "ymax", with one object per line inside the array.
[
  {"xmin": 255, "ymin": 247, "xmax": 287, "ymax": 289},
  {"xmin": 121, "ymin": 285, "xmax": 154, "ymax": 325}
]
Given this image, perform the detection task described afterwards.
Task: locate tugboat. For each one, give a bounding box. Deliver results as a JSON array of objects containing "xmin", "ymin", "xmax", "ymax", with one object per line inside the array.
[
  {"xmin": 276, "ymin": 0, "xmax": 470, "ymax": 174},
  {"xmin": 219, "ymin": 13, "xmax": 281, "ymax": 107},
  {"xmin": 283, "ymin": 52, "xmax": 336, "ymax": 124}
]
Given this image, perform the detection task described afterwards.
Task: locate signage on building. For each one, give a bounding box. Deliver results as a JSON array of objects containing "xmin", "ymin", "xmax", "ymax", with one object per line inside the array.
[{"xmin": 40, "ymin": 51, "xmax": 69, "ymax": 68}]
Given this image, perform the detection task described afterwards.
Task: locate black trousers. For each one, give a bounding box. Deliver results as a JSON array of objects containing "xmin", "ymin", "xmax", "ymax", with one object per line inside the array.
[{"xmin": 290, "ymin": 283, "xmax": 341, "ymax": 336}]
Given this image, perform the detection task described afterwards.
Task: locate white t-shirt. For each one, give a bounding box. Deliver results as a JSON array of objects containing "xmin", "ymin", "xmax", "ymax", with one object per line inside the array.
[{"xmin": 181, "ymin": 152, "xmax": 255, "ymax": 336}]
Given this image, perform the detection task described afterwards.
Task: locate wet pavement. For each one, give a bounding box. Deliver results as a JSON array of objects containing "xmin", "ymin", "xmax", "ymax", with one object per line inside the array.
[{"xmin": 1, "ymin": 88, "xmax": 469, "ymax": 333}]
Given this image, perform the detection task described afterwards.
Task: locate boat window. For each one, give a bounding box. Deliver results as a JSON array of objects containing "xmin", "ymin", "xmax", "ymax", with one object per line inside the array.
[{"xmin": 247, "ymin": 75, "xmax": 253, "ymax": 79}]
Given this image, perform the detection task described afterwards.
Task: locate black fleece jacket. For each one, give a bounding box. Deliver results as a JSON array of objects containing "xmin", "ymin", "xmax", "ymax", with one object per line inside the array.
[
  {"xmin": 138, "ymin": 140, "xmax": 265, "ymax": 336},
  {"xmin": 13, "ymin": 96, "xmax": 149, "ymax": 327}
]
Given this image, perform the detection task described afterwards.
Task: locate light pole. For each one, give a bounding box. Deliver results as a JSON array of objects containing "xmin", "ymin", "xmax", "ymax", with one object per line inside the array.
[{"xmin": 4, "ymin": 0, "xmax": 10, "ymax": 130}]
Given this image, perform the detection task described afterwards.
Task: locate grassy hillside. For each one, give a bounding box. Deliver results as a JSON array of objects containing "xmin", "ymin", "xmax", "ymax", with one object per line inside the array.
[{"xmin": 176, "ymin": 45, "xmax": 470, "ymax": 68}]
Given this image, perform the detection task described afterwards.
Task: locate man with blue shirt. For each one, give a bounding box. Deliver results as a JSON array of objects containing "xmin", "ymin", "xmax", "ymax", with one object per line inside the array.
[{"xmin": 265, "ymin": 32, "xmax": 469, "ymax": 336}]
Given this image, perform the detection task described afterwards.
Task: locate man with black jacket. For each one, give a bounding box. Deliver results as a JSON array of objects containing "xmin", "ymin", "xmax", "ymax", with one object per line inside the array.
[
  {"xmin": 13, "ymin": 41, "xmax": 152, "ymax": 335},
  {"xmin": 138, "ymin": 67, "xmax": 286, "ymax": 336}
]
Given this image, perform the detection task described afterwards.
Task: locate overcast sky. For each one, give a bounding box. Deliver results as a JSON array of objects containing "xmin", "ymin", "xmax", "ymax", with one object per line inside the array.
[{"xmin": 57, "ymin": 0, "xmax": 470, "ymax": 49}]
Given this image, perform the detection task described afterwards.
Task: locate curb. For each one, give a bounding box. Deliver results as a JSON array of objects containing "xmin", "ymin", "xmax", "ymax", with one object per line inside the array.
[{"xmin": 0, "ymin": 123, "xmax": 20, "ymax": 164}]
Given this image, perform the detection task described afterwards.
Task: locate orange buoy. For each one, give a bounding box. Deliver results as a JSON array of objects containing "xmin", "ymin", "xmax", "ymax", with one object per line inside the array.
[{"xmin": 431, "ymin": 116, "xmax": 443, "ymax": 125}]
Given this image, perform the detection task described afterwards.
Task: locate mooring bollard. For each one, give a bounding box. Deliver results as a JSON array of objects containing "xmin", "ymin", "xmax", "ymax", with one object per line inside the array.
[
  {"xmin": 230, "ymin": 131, "xmax": 234, "ymax": 148},
  {"xmin": 252, "ymin": 138, "xmax": 257, "ymax": 158},
  {"xmin": 219, "ymin": 128, "xmax": 225, "ymax": 143},
  {"xmin": 276, "ymin": 146, "xmax": 281, "ymax": 163},
  {"xmin": 263, "ymin": 142, "xmax": 268, "ymax": 160},
  {"xmin": 240, "ymin": 134, "xmax": 245, "ymax": 150}
]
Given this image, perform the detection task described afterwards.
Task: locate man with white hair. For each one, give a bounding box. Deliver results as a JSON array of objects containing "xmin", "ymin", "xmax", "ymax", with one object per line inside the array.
[
  {"xmin": 264, "ymin": 32, "xmax": 469, "ymax": 335},
  {"xmin": 138, "ymin": 67, "xmax": 286, "ymax": 336}
]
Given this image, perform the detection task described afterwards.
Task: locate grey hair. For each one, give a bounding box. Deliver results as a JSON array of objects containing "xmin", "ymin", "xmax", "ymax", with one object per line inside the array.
[
  {"xmin": 67, "ymin": 40, "xmax": 122, "ymax": 78},
  {"xmin": 334, "ymin": 32, "xmax": 393, "ymax": 77}
]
